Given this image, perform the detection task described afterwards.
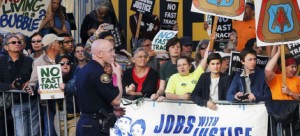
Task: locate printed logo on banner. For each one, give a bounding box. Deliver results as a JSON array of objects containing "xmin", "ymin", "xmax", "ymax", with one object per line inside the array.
[
  {"xmin": 268, "ymin": 4, "xmax": 293, "ymax": 34},
  {"xmin": 0, "ymin": 0, "xmax": 50, "ymax": 36},
  {"xmin": 256, "ymin": 0, "xmax": 300, "ymax": 44},
  {"xmin": 191, "ymin": 0, "xmax": 245, "ymax": 20},
  {"xmin": 131, "ymin": 0, "xmax": 155, "ymax": 14},
  {"xmin": 207, "ymin": 0, "xmax": 234, "ymax": 6},
  {"xmin": 112, "ymin": 117, "xmax": 146, "ymax": 136}
]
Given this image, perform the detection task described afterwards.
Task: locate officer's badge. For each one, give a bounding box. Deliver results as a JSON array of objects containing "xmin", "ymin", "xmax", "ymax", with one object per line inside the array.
[{"xmin": 100, "ymin": 74, "xmax": 111, "ymax": 83}]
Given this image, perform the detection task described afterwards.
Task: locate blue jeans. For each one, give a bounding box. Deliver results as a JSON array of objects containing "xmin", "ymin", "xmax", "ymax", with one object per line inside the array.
[
  {"xmin": 43, "ymin": 101, "xmax": 57, "ymax": 136},
  {"xmin": 11, "ymin": 98, "xmax": 41, "ymax": 136}
]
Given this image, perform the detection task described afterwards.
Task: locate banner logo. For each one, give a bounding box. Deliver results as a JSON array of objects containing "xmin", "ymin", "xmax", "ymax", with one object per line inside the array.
[{"xmin": 268, "ymin": 4, "xmax": 293, "ymax": 34}]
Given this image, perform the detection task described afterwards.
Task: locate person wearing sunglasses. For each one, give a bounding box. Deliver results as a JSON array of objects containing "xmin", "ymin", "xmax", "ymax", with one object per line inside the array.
[
  {"xmin": 54, "ymin": 54, "xmax": 79, "ymax": 136},
  {"xmin": 0, "ymin": 33, "xmax": 37, "ymax": 136},
  {"xmin": 29, "ymin": 32, "xmax": 44, "ymax": 59}
]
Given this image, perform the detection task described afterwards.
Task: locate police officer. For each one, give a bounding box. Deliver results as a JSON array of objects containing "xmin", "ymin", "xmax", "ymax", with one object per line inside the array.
[{"xmin": 76, "ymin": 39, "xmax": 125, "ymax": 136}]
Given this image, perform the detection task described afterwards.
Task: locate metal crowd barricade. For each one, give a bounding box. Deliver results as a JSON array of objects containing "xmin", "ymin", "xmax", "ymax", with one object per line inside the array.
[{"xmin": 0, "ymin": 90, "xmax": 78, "ymax": 136}]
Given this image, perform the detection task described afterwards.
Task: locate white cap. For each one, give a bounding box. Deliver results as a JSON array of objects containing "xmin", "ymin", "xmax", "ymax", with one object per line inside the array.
[{"xmin": 42, "ymin": 34, "xmax": 64, "ymax": 47}]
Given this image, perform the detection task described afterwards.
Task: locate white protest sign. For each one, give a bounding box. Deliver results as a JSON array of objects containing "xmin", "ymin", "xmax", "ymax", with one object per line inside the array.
[
  {"xmin": 191, "ymin": 0, "xmax": 246, "ymax": 21},
  {"xmin": 152, "ymin": 30, "xmax": 178, "ymax": 52},
  {"xmin": 0, "ymin": 0, "xmax": 50, "ymax": 36},
  {"xmin": 37, "ymin": 65, "xmax": 64, "ymax": 100},
  {"xmin": 111, "ymin": 100, "xmax": 268, "ymax": 136}
]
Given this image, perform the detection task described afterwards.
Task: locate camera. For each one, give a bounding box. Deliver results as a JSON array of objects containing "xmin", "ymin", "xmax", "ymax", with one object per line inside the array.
[
  {"xmin": 238, "ymin": 94, "xmax": 249, "ymax": 100},
  {"xmin": 13, "ymin": 78, "xmax": 24, "ymax": 89}
]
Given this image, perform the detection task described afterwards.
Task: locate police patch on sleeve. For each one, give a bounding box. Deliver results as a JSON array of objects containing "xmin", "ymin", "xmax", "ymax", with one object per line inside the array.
[{"xmin": 100, "ymin": 74, "xmax": 111, "ymax": 83}]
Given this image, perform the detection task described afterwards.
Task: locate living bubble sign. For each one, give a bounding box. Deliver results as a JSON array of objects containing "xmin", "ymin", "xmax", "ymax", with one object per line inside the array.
[{"xmin": 0, "ymin": 0, "xmax": 50, "ymax": 36}]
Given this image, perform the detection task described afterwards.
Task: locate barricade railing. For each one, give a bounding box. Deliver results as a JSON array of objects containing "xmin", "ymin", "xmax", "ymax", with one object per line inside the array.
[
  {"xmin": 1, "ymin": 91, "xmax": 299, "ymax": 136},
  {"xmin": 0, "ymin": 90, "xmax": 79, "ymax": 136}
]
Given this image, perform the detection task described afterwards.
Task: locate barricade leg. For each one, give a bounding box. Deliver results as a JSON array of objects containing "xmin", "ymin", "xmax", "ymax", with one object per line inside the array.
[
  {"xmin": 43, "ymin": 101, "xmax": 57, "ymax": 136},
  {"xmin": 29, "ymin": 98, "xmax": 41, "ymax": 136}
]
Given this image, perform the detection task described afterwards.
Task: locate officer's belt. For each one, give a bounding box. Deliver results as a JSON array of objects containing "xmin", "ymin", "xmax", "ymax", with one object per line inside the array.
[{"xmin": 80, "ymin": 112, "xmax": 105, "ymax": 120}]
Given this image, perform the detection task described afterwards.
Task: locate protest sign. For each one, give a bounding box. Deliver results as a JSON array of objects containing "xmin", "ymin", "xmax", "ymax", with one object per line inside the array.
[
  {"xmin": 110, "ymin": 100, "xmax": 268, "ymax": 136},
  {"xmin": 287, "ymin": 42, "xmax": 300, "ymax": 63},
  {"xmin": 152, "ymin": 30, "xmax": 178, "ymax": 52},
  {"xmin": 131, "ymin": 0, "xmax": 155, "ymax": 15},
  {"xmin": 229, "ymin": 51, "xmax": 269, "ymax": 75},
  {"xmin": 255, "ymin": 0, "xmax": 300, "ymax": 46},
  {"xmin": 37, "ymin": 65, "xmax": 64, "ymax": 100},
  {"xmin": 0, "ymin": 0, "xmax": 50, "ymax": 36},
  {"xmin": 205, "ymin": 15, "xmax": 233, "ymax": 50},
  {"xmin": 191, "ymin": 0, "xmax": 246, "ymax": 21},
  {"xmin": 161, "ymin": 0, "xmax": 178, "ymax": 28}
]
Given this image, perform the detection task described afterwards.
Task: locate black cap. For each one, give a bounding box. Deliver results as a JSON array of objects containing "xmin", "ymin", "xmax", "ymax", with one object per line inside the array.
[{"xmin": 180, "ymin": 36, "xmax": 193, "ymax": 46}]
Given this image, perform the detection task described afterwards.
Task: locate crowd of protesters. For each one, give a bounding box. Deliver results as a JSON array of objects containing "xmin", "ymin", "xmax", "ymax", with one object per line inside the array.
[{"xmin": 0, "ymin": 0, "xmax": 299, "ymax": 136}]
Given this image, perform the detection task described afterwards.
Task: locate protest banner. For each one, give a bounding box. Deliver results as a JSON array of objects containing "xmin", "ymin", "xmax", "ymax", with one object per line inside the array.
[
  {"xmin": 287, "ymin": 42, "xmax": 300, "ymax": 64},
  {"xmin": 229, "ymin": 51, "xmax": 269, "ymax": 75},
  {"xmin": 131, "ymin": 0, "xmax": 155, "ymax": 15},
  {"xmin": 191, "ymin": 0, "xmax": 246, "ymax": 21},
  {"xmin": 255, "ymin": 0, "xmax": 300, "ymax": 47},
  {"xmin": 37, "ymin": 65, "xmax": 64, "ymax": 100},
  {"xmin": 110, "ymin": 100, "xmax": 268, "ymax": 136},
  {"xmin": 161, "ymin": 0, "xmax": 178, "ymax": 29},
  {"xmin": 0, "ymin": 0, "xmax": 50, "ymax": 36},
  {"xmin": 152, "ymin": 30, "xmax": 178, "ymax": 52}
]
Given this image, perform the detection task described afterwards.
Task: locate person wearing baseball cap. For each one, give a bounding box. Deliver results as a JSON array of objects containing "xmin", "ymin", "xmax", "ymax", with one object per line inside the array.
[
  {"xmin": 26, "ymin": 33, "xmax": 64, "ymax": 136},
  {"xmin": 180, "ymin": 36, "xmax": 194, "ymax": 58}
]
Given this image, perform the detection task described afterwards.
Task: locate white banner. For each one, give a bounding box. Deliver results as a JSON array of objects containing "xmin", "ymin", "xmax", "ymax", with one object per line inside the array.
[{"xmin": 111, "ymin": 100, "xmax": 268, "ymax": 136}]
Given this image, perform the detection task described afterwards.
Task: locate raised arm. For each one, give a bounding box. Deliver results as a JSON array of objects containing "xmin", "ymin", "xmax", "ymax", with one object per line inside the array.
[
  {"xmin": 265, "ymin": 46, "xmax": 280, "ymax": 82},
  {"xmin": 199, "ymin": 42, "xmax": 211, "ymax": 70}
]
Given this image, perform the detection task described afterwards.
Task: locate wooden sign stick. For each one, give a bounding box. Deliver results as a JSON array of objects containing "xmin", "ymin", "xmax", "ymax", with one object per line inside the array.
[
  {"xmin": 209, "ymin": 16, "xmax": 218, "ymax": 51},
  {"xmin": 135, "ymin": 13, "xmax": 143, "ymax": 41},
  {"xmin": 280, "ymin": 44, "xmax": 286, "ymax": 86}
]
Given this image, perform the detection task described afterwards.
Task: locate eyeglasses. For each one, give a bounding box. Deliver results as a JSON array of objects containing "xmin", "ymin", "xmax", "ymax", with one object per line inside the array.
[
  {"xmin": 31, "ymin": 40, "xmax": 42, "ymax": 43},
  {"xmin": 8, "ymin": 41, "xmax": 21, "ymax": 45},
  {"xmin": 62, "ymin": 40, "xmax": 74, "ymax": 44},
  {"xmin": 58, "ymin": 61, "xmax": 72, "ymax": 66}
]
